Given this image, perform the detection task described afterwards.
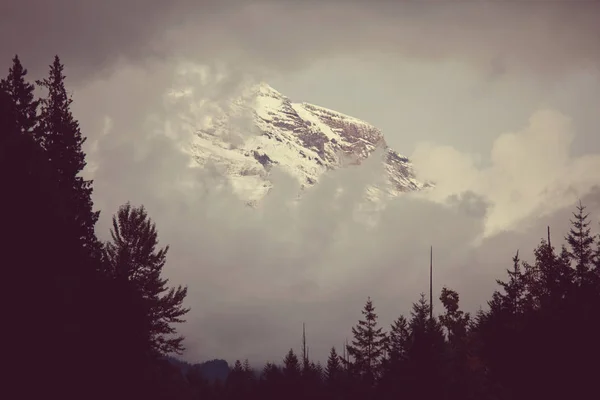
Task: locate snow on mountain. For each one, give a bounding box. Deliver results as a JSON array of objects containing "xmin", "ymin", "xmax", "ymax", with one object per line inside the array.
[{"xmin": 189, "ymin": 82, "xmax": 429, "ymax": 203}]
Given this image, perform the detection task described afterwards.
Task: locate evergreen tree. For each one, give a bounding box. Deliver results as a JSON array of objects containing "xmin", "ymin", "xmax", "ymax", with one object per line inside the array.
[
  {"xmin": 323, "ymin": 347, "xmax": 346, "ymax": 399},
  {"xmin": 233, "ymin": 359, "xmax": 243, "ymax": 371},
  {"xmin": 525, "ymin": 241, "xmax": 572, "ymax": 310},
  {"xmin": 346, "ymin": 297, "xmax": 387, "ymax": 388},
  {"xmin": 478, "ymin": 253, "xmax": 529, "ymax": 400},
  {"xmin": 476, "ymin": 240, "xmax": 573, "ymax": 400},
  {"xmin": 325, "ymin": 347, "xmax": 342, "ymax": 384},
  {"xmin": 565, "ymin": 201, "xmax": 595, "ymax": 286},
  {"xmin": 439, "ymin": 287, "xmax": 470, "ymax": 344},
  {"xmin": 377, "ymin": 315, "xmax": 410, "ymax": 400},
  {"xmin": 440, "ymin": 287, "xmax": 472, "ymax": 400},
  {"xmin": 300, "ymin": 360, "xmax": 324, "ymax": 400},
  {"xmin": 386, "ymin": 315, "xmax": 410, "ymax": 364},
  {"xmin": 593, "ymin": 222, "xmax": 600, "ymax": 276},
  {"xmin": 243, "ymin": 359, "xmax": 256, "ymax": 386},
  {"xmin": 226, "ymin": 360, "xmax": 245, "ymax": 399},
  {"xmin": 36, "ymin": 55, "xmax": 101, "ymax": 259},
  {"xmin": 0, "ymin": 55, "xmax": 38, "ymax": 138},
  {"xmin": 494, "ymin": 251, "xmax": 528, "ymax": 316},
  {"xmin": 482, "ymin": 247, "xmax": 536, "ymax": 398},
  {"xmin": 594, "ymin": 232, "xmax": 600, "ymax": 275},
  {"xmin": 262, "ymin": 362, "xmax": 279, "ymax": 377},
  {"xmin": 313, "ymin": 361, "xmax": 324, "ymax": 383},
  {"xmin": 562, "ymin": 203, "xmax": 600, "ymax": 399},
  {"xmin": 260, "ymin": 362, "xmax": 282, "ymax": 400},
  {"xmin": 282, "ymin": 348, "xmax": 301, "ymax": 380},
  {"xmin": 281, "ymin": 349, "xmax": 302, "ymax": 400},
  {"xmin": 405, "ymin": 293, "xmax": 446, "ymax": 400},
  {"xmin": 532, "ymin": 241, "xmax": 576, "ymax": 400},
  {"xmin": 262, "ymin": 362, "xmax": 281, "ymax": 381},
  {"xmin": 105, "ymin": 202, "xmax": 190, "ymax": 356},
  {"xmin": 1, "ymin": 77, "xmax": 119, "ymax": 400}
]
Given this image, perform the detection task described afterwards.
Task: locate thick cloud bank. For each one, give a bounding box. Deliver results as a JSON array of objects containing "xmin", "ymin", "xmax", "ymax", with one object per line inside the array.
[{"xmin": 412, "ymin": 109, "xmax": 600, "ymax": 236}]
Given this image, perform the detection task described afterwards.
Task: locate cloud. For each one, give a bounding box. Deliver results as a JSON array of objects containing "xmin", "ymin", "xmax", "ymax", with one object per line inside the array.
[
  {"xmin": 77, "ymin": 59, "xmax": 600, "ymax": 367},
  {"xmin": 2, "ymin": 1, "xmax": 599, "ymax": 83},
  {"xmin": 411, "ymin": 109, "xmax": 600, "ymax": 236}
]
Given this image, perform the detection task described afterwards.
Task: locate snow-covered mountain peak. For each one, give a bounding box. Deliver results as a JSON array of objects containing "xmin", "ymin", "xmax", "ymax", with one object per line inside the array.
[
  {"xmin": 190, "ymin": 83, "xmax": 429, "ymax": 203},
  {"xmin": 254, "ymin": 81, "xmax": 285, "ymax": 98}
]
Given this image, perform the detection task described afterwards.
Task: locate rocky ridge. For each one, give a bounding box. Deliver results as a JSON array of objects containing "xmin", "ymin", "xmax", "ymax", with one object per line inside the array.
[{"xmin": 189, "ymin": 83, "xmax": 429, "ymax": 203}]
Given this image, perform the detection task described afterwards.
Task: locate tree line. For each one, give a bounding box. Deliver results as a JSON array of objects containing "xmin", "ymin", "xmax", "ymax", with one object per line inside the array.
[
  {"xmin": 1, "ymin": 55, "xmax": 189, "ymax": 400},
  {"xmin": 2, "ymin": 55, "xmax": 600, "ymax": 400}
]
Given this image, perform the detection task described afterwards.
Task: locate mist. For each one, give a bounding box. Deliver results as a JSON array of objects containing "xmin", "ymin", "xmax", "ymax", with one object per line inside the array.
[{"xmin": 72, "ymin": 60, "xmax": 600, "ymax": 366}]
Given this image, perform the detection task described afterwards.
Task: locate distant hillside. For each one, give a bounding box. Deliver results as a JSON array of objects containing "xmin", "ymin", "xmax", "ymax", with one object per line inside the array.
[{"xmin": 166, "ymin": 357, "xmax": 230, "ymax": 383}]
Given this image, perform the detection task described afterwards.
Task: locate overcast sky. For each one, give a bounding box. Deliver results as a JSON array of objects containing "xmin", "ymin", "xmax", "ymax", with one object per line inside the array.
[{"xmin": 2, "ymin": 0, "xmax": 600, "ymax": 366}]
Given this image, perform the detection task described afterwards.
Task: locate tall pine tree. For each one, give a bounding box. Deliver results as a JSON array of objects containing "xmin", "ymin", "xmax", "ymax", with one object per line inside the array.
[
  {"xmin": 563, "ymin": 202, "xmax": 600, "ymax": 399},
  {"xmin": 386, "ymin": 316, "xmax": 410, "ymax": 363},
  {"xmin": 405, "ymin": 293, "xmax": 446, "ymax": 400},
  {"xmin": 494, "ymin": 251, "xmax": 528, "ymax": 316},
  {"xmin": 377, "ymin": 315, "xmax": 410, "ymax": 400},
  {"xmin": 325, "ymin": 347, "xmax": 342, "ymax": 384},
  {"xmin": 226, "ymin": 360, "xmax": 246, "ymax": 400},
  {"xmin": 282, "ymin": 349, "xmax": 302, "ymax": 400},
  {"xmin": 283, "ymin": 348, "xmax": 301, "ymax": 380},
  {"xmin": 346, "ymin": 297, "xmax": 387, "ymax": 387},
  {"xmin": 260, "ymin": 362, "xmax": 282, "ymax": 400},
  {"xmin": 243, "ymin": 359, "xmax": 256, "ymax": 385},
  {"xmin": 104, "ymin": 202, "xmax": 190, "ymax": 357},
  {"xmin": 565, "ymin": 201, "xmax": 595, "ymax": 286},
  {"xmin": 36, "ymin": 55, "xmax": 101, "ymax": 259},
  {"xmin": 0, "ymin": 55, "xmax": 38, "ymax": 138},
  {"xmin": 440, "ymin": 287, "xmax": 472, "ymax": 400},
  {"xmin": 2, "ymin": 64, "xmax": 118, "ymax": 400}
]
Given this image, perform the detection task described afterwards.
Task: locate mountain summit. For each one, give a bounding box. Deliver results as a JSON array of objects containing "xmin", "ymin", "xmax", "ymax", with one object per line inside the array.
[{"xmin": 190, "ymin": 82, "xmax": 428, "ymax": 202}]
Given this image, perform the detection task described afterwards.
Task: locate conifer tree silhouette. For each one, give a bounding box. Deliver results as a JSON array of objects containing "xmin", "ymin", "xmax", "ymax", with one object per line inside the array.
[
  {"xmin": 36, "ymin": 55, "xmax": 101, "ymax": 260},
  {"xmin": 105, "ymin": 202, "xmax": 190, "ymax": 357},
  {"xmin": 0, "ymin": 55, "xmax": 38, "ymax": 138},
  {"xmin": 566, "ymin": 201, "xmax": 595, "ymax": 286},
  {"xmin": 347, "ymin": 297, "xmax": 387, "ymax": 389}
]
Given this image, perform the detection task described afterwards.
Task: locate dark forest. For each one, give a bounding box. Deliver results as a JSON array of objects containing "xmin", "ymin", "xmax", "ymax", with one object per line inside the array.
[{"xmin": 2, "ymin": 55, "xmax": 600, "ymax": 400}]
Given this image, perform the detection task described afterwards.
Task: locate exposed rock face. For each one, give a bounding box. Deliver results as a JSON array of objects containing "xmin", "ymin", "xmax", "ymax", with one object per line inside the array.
[{"xmin": 190, "ymin": 83, "xmax": 428, "ymax": 202}]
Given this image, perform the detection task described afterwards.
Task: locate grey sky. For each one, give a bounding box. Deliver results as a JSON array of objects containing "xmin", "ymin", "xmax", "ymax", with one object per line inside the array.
[
  {"xmin": 3, "ymin": 0, "xmax": 600, "ymax": 366},
  {"xmin": 271, "ymin": 58, "xmax": 600, "ymax": 158}
]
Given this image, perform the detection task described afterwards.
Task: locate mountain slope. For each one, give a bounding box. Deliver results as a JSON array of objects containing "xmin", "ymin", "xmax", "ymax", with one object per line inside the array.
[{"xmin": 190, "ymin": 83, "xmax": 428, "ymax": 202}]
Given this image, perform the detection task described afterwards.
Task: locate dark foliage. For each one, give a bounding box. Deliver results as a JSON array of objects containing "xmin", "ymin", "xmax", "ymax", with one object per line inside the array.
[
  {"xmin": 35, "ymin": 55, "xmax": 102, "ymax": 260},
  {"xmin": 0, "ymin": 55, "xmax": 38, "ymax": 137},
  {"xmin": 2, "ymin": 56, "xmax": 189, "ymax": 400},
  {"xmin": 105, "ymin": 202, "xmax": 190, "ymax": 356},
  {"xmin": 346, "ymin": 297, "xmax": 387, "ymax": 390}
]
